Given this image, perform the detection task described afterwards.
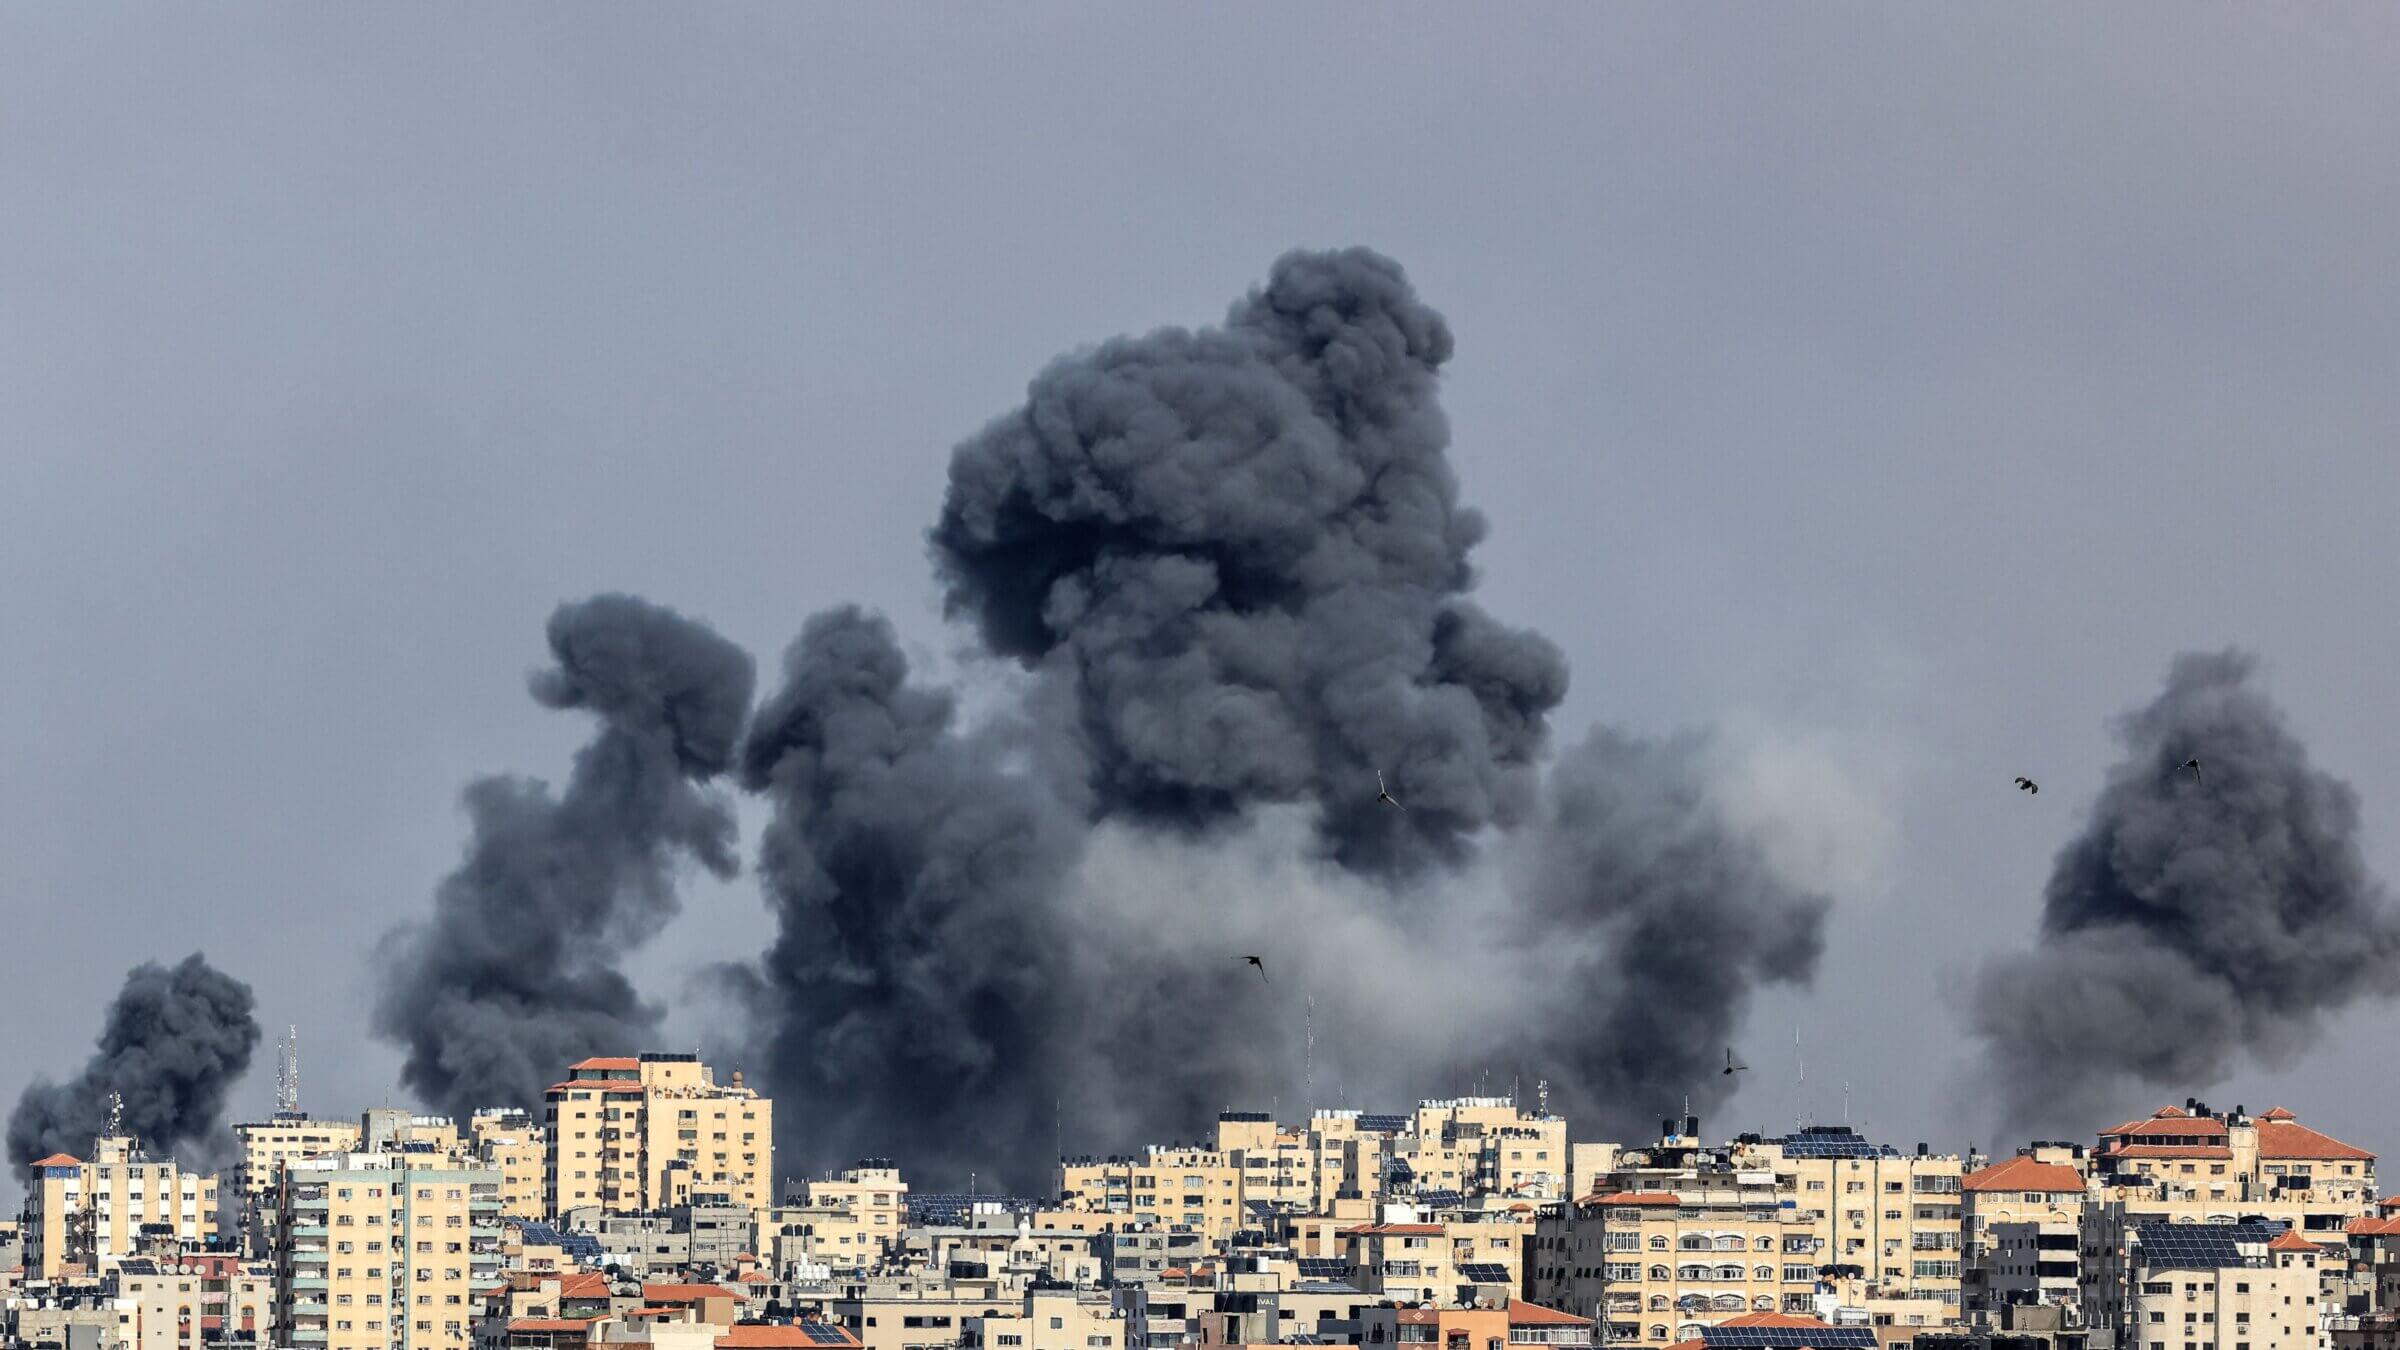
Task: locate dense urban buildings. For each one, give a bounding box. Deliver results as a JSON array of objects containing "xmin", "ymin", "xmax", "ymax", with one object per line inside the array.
[{"xmin": 7, "ymin": 1055, "xmax": 2393, "ymax": 1350}]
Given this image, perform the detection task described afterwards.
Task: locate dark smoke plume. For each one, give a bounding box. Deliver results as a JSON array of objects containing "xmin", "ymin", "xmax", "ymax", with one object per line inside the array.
[
  {"xmin": 374, "ymin": 594, "xmax": 755, "ymax": 1121},
  {"xmin": 1968, "ymin": 649, "xmax": 2400, "ymax": 1123},
  {"xmin": 724, "ymin": 249, "xmax": 1837, "ymax": 1188},
  {"xmin": 932, "ymin": 247, "xmax": 1568, "ymax": 875},
  {"xmin": 1519, "ymin": 730, "xmax": 1829, "ymax": 1134},
  {"xmin": 740, "ymin": 606, "xmax": 1080, "ymax": 1182},
  {"xmin": 10, "ymin": 953, "xmax": 259, "ymax": 1166}
]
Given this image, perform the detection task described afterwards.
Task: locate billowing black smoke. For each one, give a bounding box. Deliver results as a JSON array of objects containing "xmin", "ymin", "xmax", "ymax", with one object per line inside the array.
[
  {"xmin": 932, "ymin": 247, "xmax": 1568, "ymax": 876},
  {"xmin": 374, "ymin": 593, "xmax": 755, "ymax": 1121},
  {"xmin": 1968, "ymin": 649, "xmax": 2400, "ymax": 1124},
  {"xmin": 1521, "ymin": 730, "xmax": 1829, "ymax": 1136},
  {"xmin": 724, "ymin": 247, "xmax": 1827, "ymax": 1187},
  {"xmin": 9, "ymin": 953, "xmax": 259, "ymax": 1166},
  {"xmin": 740, "ymin": 606, "xmax": 1080, "ymax": 1180}
]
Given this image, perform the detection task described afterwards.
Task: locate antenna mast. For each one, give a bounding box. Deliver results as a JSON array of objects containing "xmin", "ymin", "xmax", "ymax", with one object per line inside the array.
[
  {"xmin": 277, "ymin": 1026, "xmax": 301, "ymax": 1114},
  {"xmin": 1304, "ymin": 994, "xmax": 1315, "ymax": 1111},
  {"xmin": 107, "ymin": 1092, "xmax": 124, "ymax": 1139}
]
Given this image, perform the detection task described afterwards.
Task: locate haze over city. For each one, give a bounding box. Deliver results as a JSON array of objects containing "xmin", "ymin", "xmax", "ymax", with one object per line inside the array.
[{"xmin": 5, "ymin": 3, "xmax": 2400, "ymax": 1211}]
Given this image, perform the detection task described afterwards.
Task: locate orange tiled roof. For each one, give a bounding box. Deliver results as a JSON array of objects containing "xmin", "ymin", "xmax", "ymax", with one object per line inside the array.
[
  {"xmin": 2107, "ymin": 1145, "xmax": 2231, "ymax": 1160},
  {"xmin": 556, "ymin": 1273, "xmax": 611, "ymax": 1299},
  {"xmin": 29, "ymin": 1154, "xmax": 79, "ymax": 1168},
  {"xmin": 568, "ymin": 1057, "xmax": 640, "ymax": 1071},
  {"xmin": 2267, "ymin": 1230, "xmax": 2323, "ymax": 1253},
  {"xmin": 2256, "ymin": 1120, "xmax": 2374, "ymax": 1161},
  {"xmin": 508, "ymin": 1318, "xmax": 598, "ymax": 1332},
  {"xmin": 2102, "ymin": 1112, "xmax": 2228, "ymax": 1139},
  {"xmin": 1962, "ymin": 1156, "xmax": 2084, "ymax": 1193},
  {"xmin": 2348, "ymin": 1217, "xmax": 2400, "ymax": 1236},
  {"xmin": 2259, "ymin": 1107, "xmax": 2298, "ymax": 1121},
  {"xmin": 1587, "ymin": 1191, "xmax": 1678, "ymax": 1206}
]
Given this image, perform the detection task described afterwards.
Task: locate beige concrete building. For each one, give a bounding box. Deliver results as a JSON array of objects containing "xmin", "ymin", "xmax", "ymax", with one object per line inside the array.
[
  {"xmin": 1958, "ymin": 1151, "xmax": 2088, "ymax": 1321},
  {"xmin": 1214, "ymin": 1113, "xmax": 1315, "ymax": 1212},
  {"xmin": 2107, "ymin": 1222, "xmax": 2322, "ymax": 1350},
  {"xmin": 236, "ymin": 1114, "xmax": 367, "ymax": 1251},
  {"xmin": 543, "ymin": 1054, "xmax": 773, "ymax": 1218},
  {"xmin": 470, "ymin": 1111, "xmax": 549, "ymax": 1221},
  {"xmin": 2088, "ymin": 1105, "xmax": 2374, "ymax": 1240},
  {"xmin": 964, "ymin": 1288, "xmax": 1125, "ymax": 1350},
  {"xmin": 22, "ymin": 1137, "xmax": 220, "ymax": 1279},
  {"xmin": 1059, "ymin": 1146, "xmax": 1243, "ymax": 1242},
  {"xmin": 114, "ymin": 1253, "xmax": 278, "ymax": 1350},
  {"xmin": 275, "ymin": 1152, "xmax": 505, "ymax": 1350},
  {"xmin": 1733, "ymin": 1129, "xmax": 1966, "ymax": 1312}
]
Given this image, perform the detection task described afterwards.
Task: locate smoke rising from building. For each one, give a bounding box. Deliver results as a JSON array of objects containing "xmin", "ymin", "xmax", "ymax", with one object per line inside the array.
[
  {"xmin": 739, "ymin": 606, "xmax": 1082, "ymax": 1181},
  {"xmin": 932, "ymin": 247, "xmax": 1568, "ymax": 876},
  {"xmin": 8, "ymin": 953, "xmax": 259, "ymax": 1166},
  {"xmin": 1518, "ymin": 729, "xmax": 1830, "ymax": 1136},
  {"xmin": 373, "ymin": 593, "xmax": 756, "ymax": 1122},
  {"xmin": 729, "ymin": 248, "xmax": 1830, "ymax": 1187},
  {"xmin": 1968, "ymin": 649, "xmax": 2400, "ymax": 1124}
]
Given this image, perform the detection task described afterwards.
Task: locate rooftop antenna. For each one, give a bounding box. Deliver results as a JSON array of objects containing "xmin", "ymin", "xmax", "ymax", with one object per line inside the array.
[
  {"xmin": 106, "ymin": 1092, "xmax": 124, "ymax": 1139},
  {"xmin": 1842, "ymin": 1081, "xmax": 1851, "ymax": 1127},
  {"xmin": 1536, "ymin": 1080, "xmax": 1550, "ymax": 1118},
  {"xmin": 276, "ymin": 1025, "xmax": 301, "ymax": 1114},
  {"xmin": 1304, "ymin": 994, "xmax": 1315, "ymax": 1111},
  {"xmin": 1793, "ymin": 1025, "xmax": 1804, "ymax": 1133}
]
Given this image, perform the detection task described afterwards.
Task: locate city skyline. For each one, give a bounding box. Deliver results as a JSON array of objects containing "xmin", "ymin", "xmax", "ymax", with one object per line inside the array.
[{"xmin": 6, "ymin": 5, "xmax": 2400, "ymax": 1210}]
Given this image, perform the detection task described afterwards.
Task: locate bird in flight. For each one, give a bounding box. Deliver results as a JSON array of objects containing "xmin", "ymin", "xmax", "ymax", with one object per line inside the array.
[
  {"xmin": 1239, "ymin": 955, "xmax": 1268, "ymax": 984},
  {"xmin": 1376, "ymin": 770, "xmax": 1404, "ymax": 811},
  {"xmin": 2014, "ymin": 776, "xmax": 2038, "ymax": 795},
  {"xmin": 2182, "ymin": 758, "xmax": 2203, "ymax": 787},
  {"xmin": 1723, "ymin": 1048, "xmax": 1749, "ymax": 1077}
]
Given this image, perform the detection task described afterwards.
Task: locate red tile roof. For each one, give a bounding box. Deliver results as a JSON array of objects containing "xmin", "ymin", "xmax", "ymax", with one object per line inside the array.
[
  {"xmin": 2347, "ymin": 1217, "xmax": 2400, "ymax": 1236},
  {"xmin": 29, "ymin": 1154, "xmax": 79, "ymax": 1168},
  {"xmin": 2101, "ymin": 1113, "xmax": 2228, "ymax": 1139},
  {"xmin": 1587, "ymin": 1191, "xmax": 1678, "ymax": 1206},
  {"xmin": 2256, "ymin": 1120, "xmax": 2374, "ymax": 1161},
  {"xmin": 1962, "ymin": 1156, "xmax": 2085, "ymax": 1193},
  {"xmin": 2267, "ymin": 1230, "xmax": 2323, "ymax": 1253},
  {"xmin": 555, "ymin": 1273, "xmax": 611, "ymax": 1299},
  {"xmin": 568, "ymin": 1057, "xmax": 640, "ymax": 1071},
  {"xmin": 2107, "ymin": 1145, "xmax": 2231, "ymax": 1159},
  {"xmin": 2259, "ymin": 1107, "xmax": 2298, "ymax": 1121},
  {"xmin": 507, "ymin": 1318, "xmax": 598, "ymax": 1333}
]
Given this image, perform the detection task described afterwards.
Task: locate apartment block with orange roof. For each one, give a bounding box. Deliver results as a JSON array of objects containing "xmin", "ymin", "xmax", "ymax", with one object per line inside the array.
[
  {"xmin": 21, "ymin": 1135, "xmax": 219, "ymax": 1279},
  {"xmin": 2089, "ymin": 1103, "xmax": 2374, "ymax": 1237},
  {"xmin": 1959, "ymin": 1147, "xmax": 2089, "ymax": 1321},
  {"xmin": 543, "ymin": 1054, "xmax": 773, "ymax": 1220}
]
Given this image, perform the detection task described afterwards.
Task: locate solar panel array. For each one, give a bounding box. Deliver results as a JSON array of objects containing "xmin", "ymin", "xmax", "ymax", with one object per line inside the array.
[
  {"xmin": 1417, "ymin": 1189, "xmax": 1464, "ymax": 1208},
  {"xmin": 1458, "ymin": 1262, "xmax": 1514, "ymax": 1284},
  {"xmin": 2134, "ymin": 1222, "xmax": 2285, "ymax": 1271},
  {"xmin": 800, "ymin": 1322, "xmax": 849, "ymax": 1344},
  {"xmin": 906, "ymin": 1194, "xmax": 1042, "ymax": 1226},
  {"xmin": 1701, "ymin": 1327, "xmax": 1877, "ymax": 1349},
  {"xmin": 1769, "ymin": 1129, "xmax": 1896, "ymax": 1160},
  {"xmin": 1355, "ymin": 1114, "xmax": 1410, "ymax": 1133},
  {"xmin": 1296, "ymin": 1258, "xmax": 1350, "ymax": 1279}
]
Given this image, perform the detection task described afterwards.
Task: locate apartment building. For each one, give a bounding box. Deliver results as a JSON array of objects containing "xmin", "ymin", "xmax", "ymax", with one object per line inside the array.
[
  {"xmin": 1400, "ymin": 1099, "xmax": 1570, "ymax": 1201},
  {"xmin": 236, "ymin": 1114, "xmax": 367, "ymax": 1253},
  {"xmin": 469, "ymin": 1111, "xmax": 548, "ymax": 1221},
  {"xmin": 1059, "ymin": 1146, "xmax": 1243, "ymax": 1243},
  {"xmin": 2089, "ymin": 1105, "xmax": 2373, "ymax": 1238},
  {"xmin": 964, "ymin": 1288, "xmax": 1126, "ymax": 1350},
  {"xmin": 2104, "ymin": 1223, "xmax": 2321, "ymax": 1350},
  {"xmin": 543, "ymin": 1054, "xmax": 773, "ymax": 1218},
  {"xmin": 1735, "ymin": 1127, "xmax": 1966, "ymax": 1312},
  {"xmin": 22, "ymin": 1136, "xmax": 219, "ymax": 1278},
  {"xmin": 275, "ymin": 1152, "xmax": 505, "ymax": 1350},
  {"xmin": 1215, "ymin": 1113, "xmax": 1315, "ymax": 1212},
  {"xmin": 1960, "ymin": 1150, "xmax": 2088, "ymax": 1320},
  {"xmin": 114, "ymin": 1253, "xmax": 278, "ymax": 1350}
]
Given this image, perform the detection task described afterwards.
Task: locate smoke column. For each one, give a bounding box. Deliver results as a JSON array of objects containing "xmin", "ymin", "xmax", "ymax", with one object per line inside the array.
[
  {"xmin": 9, "ymin": 953, "xmax": 259, "ymax": 1166},
  {"xmin": 733, "ymin": 248, "xmax": 1833, "ymax": 1187},
  {"xmin": 1519, "ymin": 730, "xmax": 1830, "ymax": 1135},
  {"xmin": 933, "ymin": 247, "xmax": 1568, "ymax": 876},
  {"xmin": 1968, "ymin": 649, "xmax": 2400, "ymax": 1124},
  {"xmin": 739, "ymin": 606, "xmax": 1080, "ymax": 1179},
  {"xmin": 374, "ymin": 593, "xmax": 755, "ymax": 1121}
]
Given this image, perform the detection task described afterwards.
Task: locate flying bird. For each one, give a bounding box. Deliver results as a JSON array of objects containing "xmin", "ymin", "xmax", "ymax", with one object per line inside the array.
[
  {"xmin": 1375, "ymin": 770, "xmax": 1404, "ymax": 811},
  {"xmin": 1238, "ymin": 955, "xmax": 1268, "ymax": 984},
  {"xmin": 2014, "ymin": 776, "xmax": 2038, "ymax": 794},
  {"xmin": 1723, "ymin": 1047, "xmax": 1749, "ymax": 1076},
  {"xmin": 2182, "ymin": 757, "xmax": 2203, "ymax": 787}
]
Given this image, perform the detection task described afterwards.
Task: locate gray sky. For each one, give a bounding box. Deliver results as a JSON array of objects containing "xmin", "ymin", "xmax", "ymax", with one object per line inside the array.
[{"xmin": 4, "ymin": 6, "xmax": 2397, "ymax": 1196}]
